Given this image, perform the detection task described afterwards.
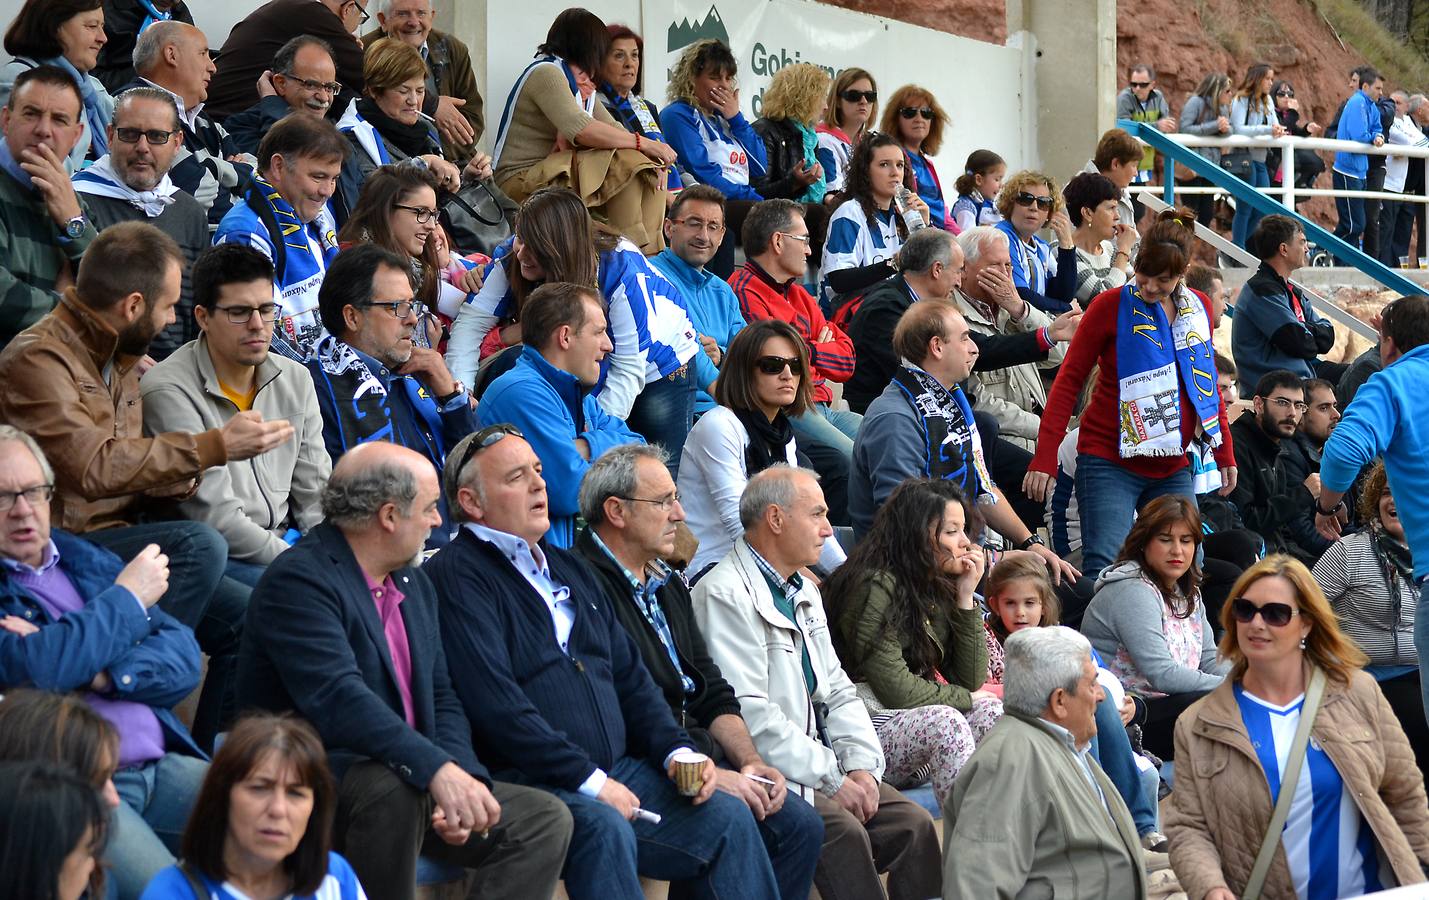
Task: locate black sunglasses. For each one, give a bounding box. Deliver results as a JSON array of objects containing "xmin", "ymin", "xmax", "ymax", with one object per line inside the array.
[
  {"xmin": 840, "ymin": 89, "xmax": 877, "ymax": 104},
  {"xmin": 452, "ymin": 423, "xmax": 524, "ymax": 481},
  {"xmin": 1129, "ymin": 81, "xmax": 1152, "ymax": 89},
  {"xmin": 114, "ymin": 127, "xmax": 178, "ymax": 145},
  {"xmin": 1276, "ymin": 89, "xmax": 1295, "ymax": 98},
  {"xmin": 899, "ymin": 106, "xmax": 934, "ymax": 120},
  {"xmin": 755, "ymin": 355, "xmax": 799, "ymax": 376},
  {"xmin": 1231, "ymin": 597, "xmax": 1300, "ymax": 628},
  {"xmin": 1014, "ymin": 191, "xmax": 1054, "ymax": 210}
]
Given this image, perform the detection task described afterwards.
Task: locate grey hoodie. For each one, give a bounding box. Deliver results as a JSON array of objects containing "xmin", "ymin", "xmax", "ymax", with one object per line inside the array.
[{"xmin": 1082, "ymin": 561, "xmax": 1229, "ymax": 696}]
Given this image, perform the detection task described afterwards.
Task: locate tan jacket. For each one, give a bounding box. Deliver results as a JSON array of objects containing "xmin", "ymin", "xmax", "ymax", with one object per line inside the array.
[
  {"xmin": 1166, "ymin": 669, "xmax": 1429, "ymax": 899},
  {"xmin": 0, "ymin": 290, "xmax": 226, "ymax": 533}
]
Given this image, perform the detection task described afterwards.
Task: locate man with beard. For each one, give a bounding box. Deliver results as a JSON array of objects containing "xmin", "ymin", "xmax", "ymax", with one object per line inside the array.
[
  {"xmin": 0, "ymin": 66, "xmax": 98, "ymax": 348},
  {"xmin": 72, "ymin": 87, "xmax": 208, "ymax": 359},
  {"xmin": 0, "ymin": 221, "xmax": 296, "ymax": 750},
  {"xmin": 1229, "ymin": 369, "xmax": 1309, "ymax": 558},
  {"xmin": 1277, "ymin": 377, "xmax": 1343, "ymax": 564},
  {"xmin": 305, "ymin": 244, "xmax": 475, "ymax": 547}
]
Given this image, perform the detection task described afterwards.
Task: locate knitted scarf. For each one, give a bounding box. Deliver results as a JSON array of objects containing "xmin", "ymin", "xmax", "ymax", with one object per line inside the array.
[
  {"xmin": 355, "ymin": 96, "xmax": 437, "ymax": 160},
  {"xmin": 888, "ymin": 364, "xmax": 993, "ymax": 502},
  {"xmin": 732, "ymin": 407, "xmax": 794, "ymax": 477},
  {"xmin": 1114, "ymin": 282, "xmax": 1222, "ymax": 458}
]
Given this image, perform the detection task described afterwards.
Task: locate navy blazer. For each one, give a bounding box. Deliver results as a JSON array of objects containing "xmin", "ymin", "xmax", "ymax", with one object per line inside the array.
[
  {"xmin": 236, "ymin": 522, "xmax": 485, "ymax": 788},
  {"xmin": 426, "ymin": 529, "xmax": 690, "ymax": 791},
  {"xmin": 0, "ymin": 530, "xmax": 205, "ymax": 758}
]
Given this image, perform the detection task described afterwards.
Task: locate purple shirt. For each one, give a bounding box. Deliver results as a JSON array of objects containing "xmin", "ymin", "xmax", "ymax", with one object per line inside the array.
[
  {"xmin": 3, "ymin": 542, "xmax": 166, "ymax": 767},
  {"xmin": 364, "ymin": 571, "xmax": 416, "ymax": 728}
]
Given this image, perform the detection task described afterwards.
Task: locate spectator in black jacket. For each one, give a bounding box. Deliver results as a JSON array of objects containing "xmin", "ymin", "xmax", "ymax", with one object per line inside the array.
[
  {"xmin": 574, "ymin": 443, "xmax": 823, "ymax": 900},
  {"xmin": 426, "ymin": 427, "xmax": 782, "ymax": 900},
  {"xmin": 93, "ymin": 0, "xmax": 192, "ymax": 94},
  {"xmin": 1230, "ymin": 370, "xmax": 1308, "ymax": 558},
  {"xmin": 1268, "ymin": 78, "xmax": 1325, "ymax": 197},
  {"xmin": 1277, "ymin": 377, "xmax": 1340, "ymax": 564},
  {"xmin": 236, "ymin": 441, "xmax": 572, "ymax": 900}
]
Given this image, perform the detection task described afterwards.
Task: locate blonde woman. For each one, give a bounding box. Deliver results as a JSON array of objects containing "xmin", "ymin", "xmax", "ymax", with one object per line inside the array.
[{"xmin": 752, "ymin": 62, "xmax": 833, "ymax": 260}]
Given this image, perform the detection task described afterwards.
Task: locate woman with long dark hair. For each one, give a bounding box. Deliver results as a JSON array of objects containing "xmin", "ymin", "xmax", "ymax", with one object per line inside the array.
[
  {"xmin": 819, "ymin": 131, "xmax": 928, "ymax": 306},
  {"xmin": 0, "ymin": 761, "xmax": 111, "ymax": 900},
  {"xmin": 824, "ymin": 478, "xmax": 1000, "ymax": 804},
  {"xmin": 1082, "ymin": 494, "xmax": 1230, "ymax": 758},
  {"xmin": 1228, "ymin": 62, "xmax": 1286, "ymax": 247}
]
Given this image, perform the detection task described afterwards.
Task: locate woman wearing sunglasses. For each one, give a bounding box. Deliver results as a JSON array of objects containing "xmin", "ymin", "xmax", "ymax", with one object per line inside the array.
[
  {"xmin": 1082, "ymin": 495, "xmax": 1230, "ymax": 759},
  {"xmin": 1166, "ymin": 555, "xmax": 1429, "ymax": 900},
  {"xmin": 1025, "ymin": 209, "xmax": 1237, "ymax": 578},
  {"xmin": 1312, "ymin": 462, "xmax": 1429, "ymax": 774},
  {"xmin": 879, "ymin": 84, "xmax": 953, "ymax": 231},
  {"xmin": 1268, "ymin": 79, "xmax": 1326, "ymax": 197},
  {"xmin": 680, "ymin": 319, "xmax": 846, "ymax": 577},
  {"xmin": 816, "ymin": 67, "xmax": 878, "ymax": 194},
  {"xmin": 993, "ymin": 169, "xmax": 1078, "ymax": 313}
]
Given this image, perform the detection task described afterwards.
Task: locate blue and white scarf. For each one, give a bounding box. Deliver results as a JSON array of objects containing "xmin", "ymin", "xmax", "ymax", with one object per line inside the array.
[
  {"xmin": 242, "ymin": 175, "xmax": 338, "ymax": 359},
  {"xmin": 73, "ymin": 154, "xmax": 178, "ymax": 217},
  {"xmin": 135, "ymin": 0, "xmax": 175, "ymax": 35},
  {"xmin": 1115, "ymin": 282, "xmax": 1222, "ymax": 458},
  {"xmin": 491, "ymin": 53, "xmax": 592, "ymax": 164},
  {"xmin": 336, "ymin": 98, "xmax": 392, "ymax": 170}
]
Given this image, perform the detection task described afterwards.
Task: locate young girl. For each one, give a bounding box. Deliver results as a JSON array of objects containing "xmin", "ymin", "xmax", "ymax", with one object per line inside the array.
[
  {"xmin": 983, "ymin": 555, "xmax": 1167, "ymax": 847},
  {"xmin": 951, "ymin": 150, "xmax": 1006, "ymax": 233}
]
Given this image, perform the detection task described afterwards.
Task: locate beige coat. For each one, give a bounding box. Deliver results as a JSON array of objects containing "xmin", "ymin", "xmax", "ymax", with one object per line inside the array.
[
  {"xmin": 953, "ymin": 288, "xmax": 1064, "ymax": 451},
  {"xmin": 1166, "ymin": 669, "xmax": 1429, "ymax": 899}
]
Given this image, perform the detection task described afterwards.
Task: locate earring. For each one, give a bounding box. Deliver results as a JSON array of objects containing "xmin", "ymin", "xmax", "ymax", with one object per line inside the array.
[{"xmin": 1298, "ymin": 638, "xmax": 1307, "ymax": 650}]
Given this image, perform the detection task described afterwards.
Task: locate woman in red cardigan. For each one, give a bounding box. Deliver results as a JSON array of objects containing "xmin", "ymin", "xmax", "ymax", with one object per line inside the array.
[{"xmin": 1024, "ymin": 208, "xmax": 1238, "ymax": 577}]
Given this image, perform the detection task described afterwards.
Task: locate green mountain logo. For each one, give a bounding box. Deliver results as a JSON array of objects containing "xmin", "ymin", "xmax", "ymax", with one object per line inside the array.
[{"xmin": 667, "ymin": 5, "xmax": 729, "ymax": 52}]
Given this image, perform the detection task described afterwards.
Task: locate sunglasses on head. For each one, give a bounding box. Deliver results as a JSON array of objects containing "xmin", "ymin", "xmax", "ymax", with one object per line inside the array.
[
  {"xmin": 1014, "ymin": 191, "xmax": 1054, "ymax": 210},
  {"xmin": 452, "ymin": 423, "xmax": 524, "ymax": 481},
  {"xmin": 755, "ymin": 355, "xmax": 799, "ymax": 376},
  {"xmin": 840, "ymin": 89, "xmax": 877, "ymax": 103},
  {"xmin": 899, "ymin": 106, "xmax": 934, "ymax": 120},
  {"xmin": 1231, "ymin": 597, "xmax": 1301, "ymax": 627}
]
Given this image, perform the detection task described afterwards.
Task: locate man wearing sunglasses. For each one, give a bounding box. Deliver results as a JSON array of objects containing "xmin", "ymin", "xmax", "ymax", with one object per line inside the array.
[
  {"xmin": 1114, "ymin": 64, "xmax": 1175, "ymax": 188},
  {"xmin": 73, "ymin": 88, "xmax": 208, "ymax": 360},
  {"xmin": 1229, "ymin": 370, "xmax": 1309, "ymax": 561}
]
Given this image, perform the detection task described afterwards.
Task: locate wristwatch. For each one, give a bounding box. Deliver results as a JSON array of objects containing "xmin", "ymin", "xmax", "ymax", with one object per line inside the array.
[
  {"xmin": 436, "ymin": 381, "xmax": 467, "ymax": 405},
  {"xmin": 1017, "ymin": 533, "xmax": 1045, "ymax": 551},
  {"xmin": 62, "ymin": 213, "xmax": 87, "ymax": 240},
  {"xmin": 1315, "ymin": 497, "xmax": 1346, "ymax": 517}
]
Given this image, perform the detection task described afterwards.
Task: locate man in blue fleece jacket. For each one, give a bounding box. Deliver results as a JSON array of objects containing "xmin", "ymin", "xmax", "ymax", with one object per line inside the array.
[
  {"xmin": 1316, "ymin": 294, "xmax": 1429, "ymax": 725},
  {"xmin": 476, "ymin": 282, "xmax": 643, "ymax": 548},
  {"xmin": 1331, "ymin": 67, "xmax": 1386, "ymax": 248}
]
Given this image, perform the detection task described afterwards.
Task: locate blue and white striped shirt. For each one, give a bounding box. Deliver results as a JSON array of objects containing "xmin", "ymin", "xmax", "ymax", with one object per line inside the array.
[{"xmin": 820, "ymin": 198, "xmax": 900, "ymax": 304}]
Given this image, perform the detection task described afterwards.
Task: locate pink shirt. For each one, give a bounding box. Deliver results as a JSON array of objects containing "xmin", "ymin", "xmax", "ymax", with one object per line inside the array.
[{"xmin": 364, "ymin": 571, "xmax": 416, "ymax": 727}]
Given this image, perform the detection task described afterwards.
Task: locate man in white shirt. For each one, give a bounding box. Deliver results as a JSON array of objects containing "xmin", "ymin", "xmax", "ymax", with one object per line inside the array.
[{"xmin": 1380, "ymin": 90, "xmax": 1427, "ymax": 266}]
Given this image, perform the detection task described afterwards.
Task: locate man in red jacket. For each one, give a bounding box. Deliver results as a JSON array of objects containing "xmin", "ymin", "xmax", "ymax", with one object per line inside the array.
[{"xmin": 730, "ymin": 199, "xmax": 861, "ymax": 464}]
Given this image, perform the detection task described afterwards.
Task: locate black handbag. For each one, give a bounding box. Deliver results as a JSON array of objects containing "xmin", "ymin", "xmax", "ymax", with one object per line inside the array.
[
  {"xmin": 1221, "ymin": 149, "xmax": 1254, "ymax": 180},
  {"xmin": 441, "ymin": 177, "xmax": 518, "ymax": 256}
]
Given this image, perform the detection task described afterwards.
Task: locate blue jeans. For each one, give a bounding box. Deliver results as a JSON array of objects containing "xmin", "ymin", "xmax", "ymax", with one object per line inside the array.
[
  {"xmin": 1232, "ymin": 160, "xmax": 1270, "ymax": 248},
  {"xmin": 790, "ymin": 404, "xmax": 862, "ymax": 465},
  {"xmin": 1075, "ymin": 455, "xmax": 1196, "ymax": 577},
  {"xmin": 546, "ymin": 756, "xmax": 780, "ymax": 900},
  {"xmin": 1417, "ymin": 581, "xmax": 1429, "ymax": 727},
  {"xmin": 1334, "ymin": 171, "xmax": 1368, "ymax": 246},
  {"xmin": 223, "ymin": 558, "xmax": 268, "ymax": 588},
  {"xmin": 627, "ymin": 367, "xmax": 696, "ymax": 478},
  {"xmin": 1089, "ymin": 695, "xmax": 1157, "ymax": 836},
  {"xmin": 108, "ymin": 753, "xmax": 209, "ymax": 900},
  {"xmin": 86, "ymin": 521, "xmax": 249, "ymax": 752}
]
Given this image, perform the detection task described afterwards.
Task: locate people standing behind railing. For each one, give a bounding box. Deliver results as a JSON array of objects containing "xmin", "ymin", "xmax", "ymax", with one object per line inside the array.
[
  {"xmin": 1267, "ymin": 78, "xmax": 1325, "ymax": 201},
  {"xmin": 1408, "ymin": 94, "xmax": 1429, "ymax": 262},
  {"xmin": 1115, "ymin": 63, "xmax": 1176, "ymax": 210},
  {"xmin": 816, "ymin": 67, "xmax": 877, "ymax": 194},
  {"xmin": 881, "ymin": 83, "xmax": 954, "ymax": 231},
  {"xmin": 1379, "ymin": 89, "xmax": 1426, "ymax": 267},
  {"xmin": 1331, "ymin": 66, "xmax": 1386, "ymax": 252},
  {"xmin": 1228, "ymin": 62, "xmax": 1286, "ymax": 249},
  {"xmin": 1179, "ymin": 72, "xmax": 1231, "ymax": 227}
]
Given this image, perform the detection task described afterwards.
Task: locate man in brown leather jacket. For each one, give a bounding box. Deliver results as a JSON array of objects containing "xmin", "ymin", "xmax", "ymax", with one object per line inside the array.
[{"xmin": 0, "ymin": 221, "xmax": 295, "ymax": 749}]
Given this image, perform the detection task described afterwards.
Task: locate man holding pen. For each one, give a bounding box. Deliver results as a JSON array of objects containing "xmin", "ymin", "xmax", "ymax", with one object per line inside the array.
[
  {"xmin": 1315, "ymin": 295, "xmax": 1429, "ymax": 725},
  {"xmin": 574, "ymin": 443, "xmax": 824, "ymax": 899}
]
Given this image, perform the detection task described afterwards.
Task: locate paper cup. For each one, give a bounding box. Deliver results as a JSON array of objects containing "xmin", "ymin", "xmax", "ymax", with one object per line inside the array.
[{"xmin": 671, "ymin": 750, "xmax": 708, "ymax": 797}]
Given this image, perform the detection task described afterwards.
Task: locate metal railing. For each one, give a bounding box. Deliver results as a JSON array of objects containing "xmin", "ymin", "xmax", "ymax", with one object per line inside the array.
[{"xmin": 1115, "ymin": 119, "xmax": 1426, "ymax": 300}]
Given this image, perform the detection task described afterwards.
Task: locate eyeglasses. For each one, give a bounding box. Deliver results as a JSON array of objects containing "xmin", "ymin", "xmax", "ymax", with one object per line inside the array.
[
  {"xmin": 357, "ymin": 299, "xmax": 424, "ymax": 318},
  {"xmin": 1264, "ymin": 396, "xmax": 1309, "ymax": 413},
  {"xmin": 452, "ymin": 423, "xmax": 523, "ymax": 481},
  {"xmin": 899, "ymin": 106, "xmax": 934, "ymax": 120},
  {"xmin": 1129, "ymin": 81, "xmax": 1152, "ymax": 89},
  {"xmin": 114, "ymin": 127, "xmax": 178, "ymax": 145},
  {"xmin": 395, "ymin": 203, "xmax": 439, "ymax": 224},
  {"xmin": 840, "ymin": 89, "xmax": 877, "ymax": 103},
  {"xmin": 279, "ymin": 73, "xmax": 342, "ymax": 95},
  {"xmin": 776, "ymin": 231, "xmax": 810, "ymax": 244},
  {"xmin": 1014, "ymin": 191, "xmax": 1054, "ymax": 210},
  {"xmin": 214, "ymin": 303, "xmax": 278, "ymax": 325},
  {"xmin": 1230, "ymin": 597, "xmax": 1301, "ymax": 628},
  {"xmin": 620, "ymin": 492, "xmax": 682, "ymax": 512},
  {"xmin": 0, "ymin": 483, "xmax": 52, "ymax": 513},
  {"xmin": 755, "ymin": 355, "xmax": 799, "ymax": 376},
  {"xmin": 344, "ymin": 0, "xmax": 370, "ymax": 24},
  {"xmin": 670, "ymin": 216, "xmax": 725, "ymax": 235}
]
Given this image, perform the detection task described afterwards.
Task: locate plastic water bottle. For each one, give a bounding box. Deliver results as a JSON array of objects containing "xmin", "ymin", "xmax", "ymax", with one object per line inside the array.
[{"xmin": 894, "ymin": 185, "xmax": 927, "ymax": 232}]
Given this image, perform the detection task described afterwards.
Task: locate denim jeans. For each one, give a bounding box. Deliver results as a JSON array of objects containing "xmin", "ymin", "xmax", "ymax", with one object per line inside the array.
[
  {"xmin": 1074, "ymin": 455, "xmax": 1196, "ymax": 578},
  {"xmin": 1089, "ymin": 695, "xmax": 1157, "ymax": 836},
  {"xmin": 85, "ymin": 521, "xmax": 249, "ymax": 751},
  {"xmin": 1417, "ymin": 581, "xmax": 1429, "ymax": 727},
  {"xmin": 1333, "ymin": 171, "xmax": 1368, "ymax": 247},
  {"xmin": 1232, "ymin": 160, "xmax": 1270, "ymax": 248},
  {"xmin": 223, "ymin": 557, "xmax": 268, "ymax": 589},
  {"xmin": 790, "ymin": 404, "xmax": 862, "ymax": 465},
  {"xmin": 627, "ymin": 367, "xmax": 696, "ymax": 478},
  {"xmin": 108, "ymin": 753, "xmax": 209, "ymax": 900},
  {"xmin": 546, "ymin": 755, "xmax": 780, "ymax": 900}
]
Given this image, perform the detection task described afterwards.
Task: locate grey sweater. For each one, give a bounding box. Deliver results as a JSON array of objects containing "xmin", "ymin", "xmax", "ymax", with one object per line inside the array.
[{"xmin": 1082, "ymin": 561, "xmax": 1228, "ymax": 695}]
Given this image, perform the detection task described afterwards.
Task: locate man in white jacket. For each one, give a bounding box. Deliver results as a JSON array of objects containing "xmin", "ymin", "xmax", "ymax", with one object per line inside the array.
[{"xmin": 692, "ymin": 465, "xmax": 940, "ymax": 900}]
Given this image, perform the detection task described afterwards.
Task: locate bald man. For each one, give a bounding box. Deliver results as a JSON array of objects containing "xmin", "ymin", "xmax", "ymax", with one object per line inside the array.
[{"xmin": 237, "ymin": 441, "xmax": 572, "ymax": 900}]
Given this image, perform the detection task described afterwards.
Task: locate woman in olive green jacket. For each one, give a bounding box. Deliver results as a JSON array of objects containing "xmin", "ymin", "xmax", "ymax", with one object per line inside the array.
[{"xmin": 825, "ymin": 478, "xmax": 1002, "ymax": 802}]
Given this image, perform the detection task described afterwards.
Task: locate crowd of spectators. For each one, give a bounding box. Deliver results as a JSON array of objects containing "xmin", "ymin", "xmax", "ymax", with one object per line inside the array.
[{"xmin": 0, "ymin": 4, "xmax": 1427, "ymax": 900}]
